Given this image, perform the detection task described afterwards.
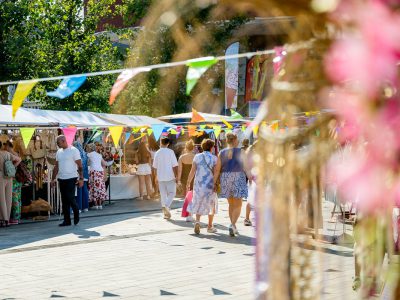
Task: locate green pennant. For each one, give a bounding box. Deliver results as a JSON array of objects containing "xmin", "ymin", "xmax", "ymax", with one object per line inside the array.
[
  {"xmin": 230, "ymin": 109, "xmax": 243, "ymax": 119},
  {"xmin": 186, "ymin": 57, "xmax": 218, "ymax": 95}
]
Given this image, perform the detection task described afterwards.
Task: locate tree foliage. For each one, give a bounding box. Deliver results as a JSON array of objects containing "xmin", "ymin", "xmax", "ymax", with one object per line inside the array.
[{"xmin": 0, "ymin": 0, "xmax": 122, "ymax": 112}]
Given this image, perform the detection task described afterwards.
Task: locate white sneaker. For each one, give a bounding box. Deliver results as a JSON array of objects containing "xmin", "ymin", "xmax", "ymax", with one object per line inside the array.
[
  {"xmin": 207, "ymin": 227, "xmax": 217, "ymax": 233},
  {"xmin": 94, "ymin": 206, "xmax": 99, "ymax": 210},
  {"xmin": 83, "ymin": 209, "xmax": 88, "ymax": 212},
  {"xmin": 185, "ymin": 216, "xmax": 194, "ymax": 222},
  {"xmin": 98, "ymin": 205, "xmax": 103, "ymax": 210},
  {"xmin": 233, "ymin": 225, "xmax": 239, "ymax": 235}
]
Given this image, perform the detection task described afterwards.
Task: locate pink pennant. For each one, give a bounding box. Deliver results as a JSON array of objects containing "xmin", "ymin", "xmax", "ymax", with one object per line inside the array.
[
  {"xmin": 109, "ymin": 67, "xmax": 150, "ymax": 105},
  {"xmin": 63, "ymin": 127, "xmax": 77, "ymax": 147}
]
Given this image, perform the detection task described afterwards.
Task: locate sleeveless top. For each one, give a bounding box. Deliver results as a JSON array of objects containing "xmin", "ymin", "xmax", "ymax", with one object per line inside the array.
[{"xmin": 220, "ymin": 148, "xmax": 244, "ymax": 173}]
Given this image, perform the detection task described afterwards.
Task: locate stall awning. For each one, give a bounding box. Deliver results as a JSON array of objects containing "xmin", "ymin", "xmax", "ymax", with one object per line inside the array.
[
  {"xmin": 95, "ymin": 113, "xmax": 174, "ymax": 128},
  {"xmin": 0, "ymin": 105, "xmax": 56, "ymax": 127},
  {"xmin": 157, "ymin": 112, "xmax": 247, "ymax": 123},
  {"xmin": 27, "ymin": 108, "xmax": 115, "ymax": 128}
]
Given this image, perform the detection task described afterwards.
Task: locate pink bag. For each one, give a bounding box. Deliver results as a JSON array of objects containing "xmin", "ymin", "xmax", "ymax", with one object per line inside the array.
[{"xmin": 181, "ymin": 191, "xmax": 193, "ymax": 217}]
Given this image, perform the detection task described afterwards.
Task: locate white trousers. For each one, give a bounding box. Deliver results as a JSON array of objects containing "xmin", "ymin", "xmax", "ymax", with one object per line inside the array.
[{"xmin": 158, "ymin": 180, "xmax": 176, "ymax": 208}]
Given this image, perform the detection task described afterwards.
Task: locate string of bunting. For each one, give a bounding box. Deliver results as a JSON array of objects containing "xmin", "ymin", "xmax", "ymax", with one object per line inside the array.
[{"xmin": 4, "ymin": 38, "xmax": 316, "ymax": 120}]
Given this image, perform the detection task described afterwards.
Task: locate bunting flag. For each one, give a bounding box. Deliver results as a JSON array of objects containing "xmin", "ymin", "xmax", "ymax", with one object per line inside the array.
[
  {"xmin": 191, "ymin": 108, "xmax": 206, "ymax": 123},
  {"xmin": 132, "ymin": 127, "xmax": 140, "ymax": 133},
  {"xmin": 214, "ymin": 125, "xmax": 222, "ymax": 138},
  {"xmin": 181, "ymin": 128, "xmax": 185, "ymax": 135},
  {"xmin": 109, "ymin": 67, "xmax": 150, "ymax": 105},
  {"xmin": 124, "ymin": 132, "xmax": 131, "ymax": 144},
  {"xmin": 230, "ymin": 109, "xmax": 243, "ymax": 119},
  {"xmin": 188, "ymin": 125, "xmax": 197, "ymax": 137},
  {"xmin": 147, "ymin": 128, "xmax": 154, "ymax": 136},
  {"xmin": 205, "ymin": 129, "xmax": 214, "ymax": 135},
  {"xmin": 20, "ymin": 128, "xmax": 35, "ymax": 148},
  {"xmin": 170, "ymin": 129, "xmax": 177, "ymax": 135},
  {"xmin": 62, "ymin": 127, "xmax": 77, "ymax": 146},
  {"xmin": 186, "ymin": 57, "xmax": 218, "ymax": 95},
  {"xmin": 12, "ymin": 80, "xmax": 38, "ymax": 118},
  {"xmin": 47, "ymin": 76, "xmax": 86, "ymax": 99},
  {"xmin": 221, "ymin": 119, "xmax": 233, "ymax": 129},
  {"xmin": 151, "ymin": 124, "xmax": 164, "ymax": 141},
  {"xmin": 241, "ymin": 125, "xmax": 246, "ymax": 132},
  {"xmin": 91, "ymin": 130, "xmax": 102, "ymax": 141},
  {"xmin": 252, "ymin": 125, "xmax": 259, "ymax": 137},
  {"xmin": 109, "ymin": 126, "xmax": 124, "ymax": 147}
]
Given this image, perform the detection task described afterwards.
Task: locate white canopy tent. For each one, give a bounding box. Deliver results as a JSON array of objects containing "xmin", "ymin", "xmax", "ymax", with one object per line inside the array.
[
  {"xmin": 157, "ymin": 111, "xmax": 247, "ymax": 123},
  {"xmin": 0, "ymin": 105, "xmax": 57, "ymax": 127},
  {"xmin": 0, "ymin": 105, "xmax": 169, "ymax": 128},
  {"xmin": 95, "ymin": 112, "xmax": 174, "ymax": 128}
]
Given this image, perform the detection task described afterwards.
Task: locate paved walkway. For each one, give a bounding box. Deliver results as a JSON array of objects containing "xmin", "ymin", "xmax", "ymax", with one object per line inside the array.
[{"xmin": 0, "ymin": 197, "xmax": 358, "ymax": 299}]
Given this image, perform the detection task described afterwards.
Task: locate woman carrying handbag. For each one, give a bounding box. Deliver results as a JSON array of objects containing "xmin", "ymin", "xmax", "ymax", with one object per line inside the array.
[{"xmin": 186, "ymin": 139, "xmax": 218, "ymax": 235}]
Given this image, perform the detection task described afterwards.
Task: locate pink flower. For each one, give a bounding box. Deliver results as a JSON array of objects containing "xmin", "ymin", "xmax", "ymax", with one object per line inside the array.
[{"xmin": 326, "ymin": 1, "xmax": 400, "ymax": 97}]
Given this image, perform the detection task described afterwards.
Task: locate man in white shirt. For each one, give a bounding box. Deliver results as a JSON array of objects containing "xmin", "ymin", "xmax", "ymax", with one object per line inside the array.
[
  {"xmin": 152, "ymin": 137, "xmax": 178, "ymax": 219},
  {"xmin": 51, "ymin": 135, "xmax": 84, "ymax": 227}
]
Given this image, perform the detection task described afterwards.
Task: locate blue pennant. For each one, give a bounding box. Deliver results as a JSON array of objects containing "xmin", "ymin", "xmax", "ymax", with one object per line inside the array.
[{"xmin": 47, "ymin": 76, "xmax": 87, "ymax": 99}]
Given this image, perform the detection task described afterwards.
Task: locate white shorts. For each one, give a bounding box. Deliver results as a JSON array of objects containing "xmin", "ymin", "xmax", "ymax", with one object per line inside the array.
[{"xmin": 137, "ymin": 163, "xmax": 152, "ymax": 176}]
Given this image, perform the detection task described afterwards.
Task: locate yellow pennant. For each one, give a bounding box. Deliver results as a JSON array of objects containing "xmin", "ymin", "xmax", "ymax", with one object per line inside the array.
[
  {"xmin": 221, "ymin": 119, "xmax": 233, "ymax": 129},
  {"xmin": 252, "ymin": 125, "xmax": 259, "ymax": 136},
  {"xmin": 109, "ymin": 126, "xmax": 124, "ymax": 147},
  {"xmin": 12, "ymin": 80, "xmax": 38, "ymax": 119}
]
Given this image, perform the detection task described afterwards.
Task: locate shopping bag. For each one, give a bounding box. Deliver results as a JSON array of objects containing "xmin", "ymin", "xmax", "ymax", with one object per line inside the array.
[{"xmin": 181, "ymin": 190, "xmax": 193, "ymax": 217}]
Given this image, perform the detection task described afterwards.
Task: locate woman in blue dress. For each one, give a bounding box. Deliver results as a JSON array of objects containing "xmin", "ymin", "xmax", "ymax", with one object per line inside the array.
[
  {"xmin": 186, "ymin": 139, "xmax": 218, "ymax": 235},
  {"xmin": 214, "ymin": 132, "xmax": 249, "ymax": 237}
]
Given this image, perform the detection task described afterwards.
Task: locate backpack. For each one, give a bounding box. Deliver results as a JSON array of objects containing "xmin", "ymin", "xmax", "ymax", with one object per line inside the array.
[
  {"xmin": 15, "ymin": 161, "xmax": 32, "ymax": 184},
  {"xmin": 3, "ymin": 153, "xmax": 16, "ymax": 178}
]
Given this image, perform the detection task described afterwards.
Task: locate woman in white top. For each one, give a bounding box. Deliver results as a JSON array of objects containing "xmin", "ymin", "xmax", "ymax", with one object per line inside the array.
[{"xmin": 87, "ymin": 143, "xmax": 107, "ymax": 210}]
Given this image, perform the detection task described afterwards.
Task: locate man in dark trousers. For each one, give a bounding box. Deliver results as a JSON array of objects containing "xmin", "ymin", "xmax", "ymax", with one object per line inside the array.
[{"xmin": 51, "ymin": 135, "xmax": 84, "ymax": 227}]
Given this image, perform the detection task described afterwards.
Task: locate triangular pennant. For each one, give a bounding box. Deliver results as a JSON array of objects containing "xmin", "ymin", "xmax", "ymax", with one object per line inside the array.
[
  {"xmin": 252, "ymin": 125, "xmax": 259, "ymax": 137},
  {"xmin": 147, "ymin": 128, "xmax": 154, "ymax": 136},
  {"xmin": 205, "ymin": 129, "xmax": 214, "ymax": 134},
  {"xmin": 124, "ymin": 132, "xmax": 131, "ymax": 144},
  {"xmin": 214, "ymin": 125, "xmax": 222, "ymax": 138},
  {"xmin": 20, "ymin": 128, "xmax": 35, "ymax": 149},
  {"xmin": 221, "ymin": 119, "xmax": 233, "ymax": 129},
  {"xmin": 170, "ymin": 129, "xmax": 177, "ymax": 135},
  {"xmin": 109, "ymin": 126, "xmax": 124, "ymax": 147},
  {"xmin": 47, "ymin": 76, "xmax": 86, "ymax": 99},
  {"xmin": 62, "ymin": 127, "xmax": 77, "ymax": 147},
  {"xmin": 200, "ymin": 125, "xmax": 206, "ymax": 129},
  {"xmin": 91, "ymin": 130, "xmax": 102, "ymax": 141},
  {"xmin": 12, "ymin": 80, "xmax": 38, "ymax": 119},
  {"xmin": 241, "ymin": 125, "xmax": 246, "ymax": 132},
  {"xmin": 191, "ymin": 108, "xmax": 206, "ymax": 123},
  {"xmin": 109, "ymin": 67, "xmax": 150, "ymax": 105},
  {"xmin": 151, "ymin": 124, "xmax": 164, "ymax": 141},
  {"xmin": 132, "ymin": 127, "xmax": 140, "ymax": 133},
  {"xmin": 186, "ymin": 57, "xmax": 218, "ymax": 95},
  {"xmin": 188, "ymin": 125, "xmax": 197, "ymax": 137},
  {"xmin": 230, "ymin": 109, "xmax": 243, "ymax": 119}
]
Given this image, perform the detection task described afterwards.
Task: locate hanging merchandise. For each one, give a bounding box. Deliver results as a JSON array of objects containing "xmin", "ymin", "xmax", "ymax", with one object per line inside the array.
[{"xmin": 47, "ymin": 76, "xmax": 86, "ymax": 99}]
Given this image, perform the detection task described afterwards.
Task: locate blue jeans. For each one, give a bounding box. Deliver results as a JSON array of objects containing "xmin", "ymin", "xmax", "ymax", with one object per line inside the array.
[{"xmin": 75, "ymin": 181, "xmax": 89, "ymax": 210}]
